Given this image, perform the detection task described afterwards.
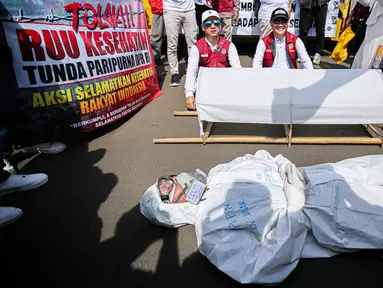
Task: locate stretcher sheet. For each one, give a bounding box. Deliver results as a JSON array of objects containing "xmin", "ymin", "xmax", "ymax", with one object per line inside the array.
[{"xmin": 195, "ymin": 68, "xmax": 383, "ymax": 126}]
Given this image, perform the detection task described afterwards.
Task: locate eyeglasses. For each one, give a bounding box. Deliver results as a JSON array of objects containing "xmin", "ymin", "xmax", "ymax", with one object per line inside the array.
[
  {"xmin": 203, "ymin": 19, "xmax": 221, "ymax": 27},
  {"xmin": 273, "ymin": 18, "xmax": 288, "ymax": 24}
]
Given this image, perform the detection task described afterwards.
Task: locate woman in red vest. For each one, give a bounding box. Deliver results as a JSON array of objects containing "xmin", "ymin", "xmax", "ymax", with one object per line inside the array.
[
  {"xmin": 252, "ymin": 8, "xmax": 313, "ymax": 69},
  {"xmin": 184, "ymin": 10, "xmax": 242, "ymax": 110}
]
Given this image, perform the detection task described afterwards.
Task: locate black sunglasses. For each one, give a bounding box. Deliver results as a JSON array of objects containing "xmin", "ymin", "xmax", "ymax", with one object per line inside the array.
[{"xmin": 273, "ymin": 17, "xmax": 288, "ymax": 24}]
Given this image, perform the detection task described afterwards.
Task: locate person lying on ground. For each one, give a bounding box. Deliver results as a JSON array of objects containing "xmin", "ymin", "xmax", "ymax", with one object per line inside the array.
[
  {"xmin": 184, "ymin": 9, "xmax": 242, "ymax": 110},
  {"xmin": 252, "ymin": 8, "xmax": 313, "ymax": 69}
]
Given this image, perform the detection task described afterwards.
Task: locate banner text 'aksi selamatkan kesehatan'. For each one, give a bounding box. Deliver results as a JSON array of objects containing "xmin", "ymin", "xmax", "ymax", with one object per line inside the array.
[{"xmin": 0, "ymin": 0, "xmax": 162, "ymax": 145}]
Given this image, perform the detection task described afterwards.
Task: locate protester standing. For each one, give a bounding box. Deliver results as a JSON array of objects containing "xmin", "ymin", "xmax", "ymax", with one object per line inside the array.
[
  {"xmin": 195, "ymin": 0, "xmax": 213, "ymax": 39},
  {"xmin": 149, "ymin": 0, "xmax": 164, "ymax": 66},
  {"xmin": 351, "ymin": 0, "xmax": 383, "ymax": 71},
  {"xmin": 212, "ymin": 0, "xmax": 240, "ymax": 41},
  {"xmin": 299, "ymin": 0, "xmax": 329, "ymax": 65},
  {"xmin": 163, "ymin": 0, "xmax": 198, "ymax": 87},
  {"xmin": 0, "ymin": 31, "xmax": 66, "ymax": 227},
  {"xmin": 0, "ymin": 90, "xmax": 49, "ymax": 227},
  {"xmin": 344, "ymin": 0, "xmax": 370, "ymax": 56}
]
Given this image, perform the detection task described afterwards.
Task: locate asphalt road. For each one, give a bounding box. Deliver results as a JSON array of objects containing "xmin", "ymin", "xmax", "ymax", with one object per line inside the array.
[{"xmin": 2, "ymin": 44, "xmax": 383, "ymax": 287}]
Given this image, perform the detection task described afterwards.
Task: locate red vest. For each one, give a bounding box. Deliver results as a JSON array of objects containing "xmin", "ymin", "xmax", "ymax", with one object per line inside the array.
[
  {"xmin": 262, "ymin": 32, "xmax": 298, "ymax": 69},
  {"xmin": 213, "ymin": 0, "xmax": 233, "ymax": 13},
  {"xmin": 195, "ymin": 37, "xmax": 231, "ymax": 68}
]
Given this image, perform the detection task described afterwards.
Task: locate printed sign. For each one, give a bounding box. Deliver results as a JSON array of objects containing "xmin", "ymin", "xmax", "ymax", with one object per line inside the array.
[
  {"xmin": 0, "ymin": 0, "xmax": 162, "ymax": 145},
  {"xmin": 233, "ymin": 0, "xmax": 340, "ymax": 37}
]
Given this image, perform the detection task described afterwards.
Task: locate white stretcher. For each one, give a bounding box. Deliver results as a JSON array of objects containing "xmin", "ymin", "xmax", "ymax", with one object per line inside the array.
[{"xmin": 154, "ymin": 68, "xmax": 383, "ymax": 146}]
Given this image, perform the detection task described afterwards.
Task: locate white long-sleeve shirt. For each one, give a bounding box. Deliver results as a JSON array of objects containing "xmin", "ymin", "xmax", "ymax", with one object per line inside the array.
[
  {"xmin": 164, "ymin": 0, "xmax": 195, "ymax": 11},
  {"xmin": 252, "ymin": 37, "xmax": 313, "ymax": 69},
  {"xmin": 185, "ymin": 39, "xmax": 242, "ymax": 98},
  {"xmin": 258, "ymin": 0, "xmax": 289, "ymax": 20}
]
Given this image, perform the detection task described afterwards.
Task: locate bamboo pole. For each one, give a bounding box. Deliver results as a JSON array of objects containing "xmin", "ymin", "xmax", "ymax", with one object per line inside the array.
[
  {"xmin": 173, "ymin": 111, "xmax": 198, "ymax": 116},
  {"xmin": 284, "ymin": 124, "xmax": 293, "ymax": 147},
  {"xmin": 364, "ymin": 124, "xmax": 383, "ymax": 148},
  {"xmin": 203, "ymin": 122, "xmax": 214, "ymax": 145},
  {"xmin": 153, "ymin": 136, "xmax": 383, "ymax": 144},
  {"xmin": 291, "ymin": 137, "xmax": 382, "ymax": 144},
  {"xmin": 288, "ymin": 124, "xmax": 293, "ymax": 147}
]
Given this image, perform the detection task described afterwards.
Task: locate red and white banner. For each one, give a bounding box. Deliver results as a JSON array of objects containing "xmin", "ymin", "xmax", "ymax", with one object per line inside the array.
[{"xmin": 0, "ymin": 0, "xmax": 162, "ymax": 145}]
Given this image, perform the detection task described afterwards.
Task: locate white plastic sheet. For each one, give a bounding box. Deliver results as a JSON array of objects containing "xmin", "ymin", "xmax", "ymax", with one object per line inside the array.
[
  {"xmin": 140, "ymin": 151, "xmax": 383, "ymax": 284},
  {"xmin": 195, "ymin": 68, "xmax": 383, "ymax": 128},
  {"xmin": 140, "ymin": 184, "xmax": 198, "ymax": 228},
  {"xmin": 303, "ymin": 154, "xmax": 383, "ymax": 251},
  {"xmin": 194, "ymin": 151, "xmax": 308, "ymax": 284}
]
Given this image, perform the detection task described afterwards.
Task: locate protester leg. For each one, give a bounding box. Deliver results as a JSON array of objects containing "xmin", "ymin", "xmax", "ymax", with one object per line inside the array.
[
  {"xmin": 150, "ymin": 13, "xmax": 164, "ymax": 64},
  {"xmin": 0, "ymin": 149, "xmax": 11, "ymax": 184},
  {"xmin": 0, "ymin": 116, "xmax": 49, "ymax": 198},
  {"xmin": 0, "ymin": 96, "xmax": 11, "ymax": 183},
  {"xmin": 0, "ymin": 147, "xmax": 10, "ymax": 184},
  {"xmin": 0, "ymin": 56, "xmax": 22, "ymax": 227},
  {"xmin": 221, "ymin": 17, "xmax": 233, "ymax": 41},
  {"xmin": 259, "ymin": 19, "xmax": 273, "ymax": 38},
  {"xmin": 164, "ymin": 10, "xmax": 183, "ymax": 75},
  {"xmin": 349, "ymin": 20, "xmax": 367, "ymax": 56},
  {"xmin": 313, "ymin": 4, "xmax": 327, "ymax": 55},
  {"xmin": 195, "ymin": 4, "xmax": 209, "ymax": 39},
  {"xmin": 299, "ymin": 8, "xmax": 313, "ymax": 51},
  {"xmin": 182, "ymin": 9, "xmax": 198, "ymax": 57}
]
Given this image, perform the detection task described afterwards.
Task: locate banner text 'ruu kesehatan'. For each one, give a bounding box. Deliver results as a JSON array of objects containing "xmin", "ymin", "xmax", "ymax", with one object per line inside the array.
[{"xmin": 10, "ymin": 24, "xmax": 150, "ymax": 88}]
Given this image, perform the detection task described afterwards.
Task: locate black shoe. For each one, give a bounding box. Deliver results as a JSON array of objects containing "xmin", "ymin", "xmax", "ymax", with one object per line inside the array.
[{"xmin": 170, "ymin": 74, "xmax": 180, "ymax": 87}]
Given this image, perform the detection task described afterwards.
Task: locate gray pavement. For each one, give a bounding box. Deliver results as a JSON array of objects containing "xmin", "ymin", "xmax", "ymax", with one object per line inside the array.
[{"xmin": 1, "ymin": 48, "xmax": 383, "ymax": 287}]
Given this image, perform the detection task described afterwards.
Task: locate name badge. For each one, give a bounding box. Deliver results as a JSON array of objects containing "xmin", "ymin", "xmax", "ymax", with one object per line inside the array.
[{"xmin": 201, "ymin": 54, "xmax": 209, "ymax": 58}]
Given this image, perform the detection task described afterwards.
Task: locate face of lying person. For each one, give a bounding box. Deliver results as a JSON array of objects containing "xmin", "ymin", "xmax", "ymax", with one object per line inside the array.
[
  {"xmin": 271, "ymin": 17, "xmax": 288, "ymax": 38},
  {"xmin": 202, "ymin": 17, "xmax": 221, "ymax": 37},
  {"xmin": 158, "ymin": 179, "xmax": 173, "ymax": 195}
]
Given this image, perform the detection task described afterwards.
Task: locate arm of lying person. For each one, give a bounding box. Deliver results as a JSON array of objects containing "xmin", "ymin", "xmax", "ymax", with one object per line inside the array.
[
  {"xmin": 296, "ymin": 38, "xmax": 314, "ymax": 69},
  {"xmin": 184, "ymin": 45, "xmax": 201, "ymax": 110},
  {"xmin": 228, "ymin": 43, "xmax": 242, "ymax": 67},
  {"xmin": 252, "ymin": 40, "xmax": 266, "ymax": 68}
]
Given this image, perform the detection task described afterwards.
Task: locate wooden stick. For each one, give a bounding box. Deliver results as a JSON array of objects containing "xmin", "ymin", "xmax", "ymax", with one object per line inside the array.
[
  {"xmin": 291, "ymin": 137, "xmax": 382, "ymax": 144},
  {"xmin": 288, "ymin": 124, "xmax": 293, "ymax": 147},
  {"xmin": 365, "ymin": 125, "xmax": 383, "ymax": 148},
  {"xmin": 367, "ymin": 124, "xmax": 383, "ymax": 138},
  {"xmin": 202, "ymin": 122, "xmax": 214, "ymax": 145},
  {"xmin": 173, "ymin": 111, "xmax": 198, "ymax": 116},
  {"xmin": 284, "ymin": 124, "xmax": 293, "ymax": 147},
  {"xmin": 153, "ymin": 136, "xmax": 383, "ymax": 144},
  {"xmin": 284, "ymin": 125, "xmax": 289, "ymax": 140},
  {"xmin": 154, "ymin": 136, "xmax": 288, "ymax": 144},
  {"xmin": 364, "ymin": 125, "xmax": 380, "ymax": 139}
]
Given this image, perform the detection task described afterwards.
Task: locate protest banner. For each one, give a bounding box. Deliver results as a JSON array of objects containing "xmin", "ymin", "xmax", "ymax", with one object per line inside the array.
[
  {"xmin": 233, "ymin": 0, "xmax": 340, "ymax": 37},
  {"xmin": 0, "ymin": 0, "xmax": 162, "ymax": 146}
]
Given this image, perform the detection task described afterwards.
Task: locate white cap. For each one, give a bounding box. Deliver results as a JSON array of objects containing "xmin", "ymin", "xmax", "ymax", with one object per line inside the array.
[{"xmin": 201, "ymin": 10, "xmax": 220, "ymax": 23}]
